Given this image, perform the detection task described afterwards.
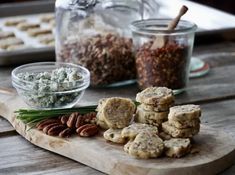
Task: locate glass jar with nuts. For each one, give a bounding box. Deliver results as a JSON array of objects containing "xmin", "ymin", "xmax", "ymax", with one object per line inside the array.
[
  {"xmin": 130, "ymin": 19, "xmax": 197, "ymax": 94},
  {"xmin": 55, "ymin": 0, "xmax": 158, "ymax": 87}
]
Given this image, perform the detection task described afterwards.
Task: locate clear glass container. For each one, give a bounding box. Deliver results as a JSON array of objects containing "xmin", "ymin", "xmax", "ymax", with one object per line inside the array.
[
  {"xmin": 55, "ymin": 0, "xmax": 158, "ymax": 87},
  {"xmin": 131, "ymin": 19, "xmax": 197, "ymax": 94},
  {"xmin": 12, "ymin": 62, "xmax": 90, "ymax": 109}
]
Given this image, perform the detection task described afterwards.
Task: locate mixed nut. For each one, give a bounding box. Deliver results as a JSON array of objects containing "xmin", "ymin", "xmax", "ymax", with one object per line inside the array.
[{"xmin": 58, "ymin": 33, "xmax": 136, "ymax": 86}]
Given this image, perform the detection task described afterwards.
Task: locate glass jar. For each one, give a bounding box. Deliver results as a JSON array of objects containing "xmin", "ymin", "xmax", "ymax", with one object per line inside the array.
[
  {"xmin": 55, "ymin": 0, "xmax": 158, "ymax": 87},
  {"xmin": 131, "ymin": 19, "xmax": 197, "ymax": 94}
]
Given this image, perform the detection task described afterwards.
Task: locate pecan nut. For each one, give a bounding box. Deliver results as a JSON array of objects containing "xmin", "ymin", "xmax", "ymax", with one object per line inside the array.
[
  {"xmin": 83, "ymin": 112, "xmax": 97, "ymax": 124},
  {"xmin": 66, "ymin": 112, "xmax": 81, "ymax": 128},
  {"xmin": 42, "ymin": 123, "xmax": 61, "ymax": 134},
  {"xmin": 60, "ymin": 115, "xmax": 70, "ymax": 125},
  {"xmin": 59, "ymin": 128, "xmax": 73, "ymax": 138},
  {"xmin": 76, "ymin": 124, "xmax": 99, "ymax": 137},
  {"xmin": 47, "ymin": 124, "xmax": 67, "ymax": 136},
  {"xmin": 36, "ymin": 119, "xmax": 60, "ymax": 130}
]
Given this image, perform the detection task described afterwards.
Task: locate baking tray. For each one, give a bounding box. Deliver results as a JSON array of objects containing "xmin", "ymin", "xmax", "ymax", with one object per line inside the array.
[{"xmin": 0, "ymin": 0, "xmax": 55, "ymax": 66}]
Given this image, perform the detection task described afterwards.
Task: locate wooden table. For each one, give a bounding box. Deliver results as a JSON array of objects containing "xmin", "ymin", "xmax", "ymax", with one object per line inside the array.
[{"xmin": 1, "ymin": 41, "xmax": 235, "ymax": 174}]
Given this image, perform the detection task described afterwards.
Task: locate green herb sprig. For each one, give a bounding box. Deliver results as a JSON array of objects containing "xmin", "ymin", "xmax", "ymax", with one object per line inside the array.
[{"xmin": 15, "ymin": 105, "xmax": 97, "ymax": 125}]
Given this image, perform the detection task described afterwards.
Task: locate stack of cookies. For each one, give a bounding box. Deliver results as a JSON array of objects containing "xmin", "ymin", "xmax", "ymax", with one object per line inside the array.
[
  {"xmin": 135, "ymin": 87, "xmax": 175, "ymax": 127},
  {"xmin": 162, "ymin": 105, "xmax": 201, "ymax": 138}
]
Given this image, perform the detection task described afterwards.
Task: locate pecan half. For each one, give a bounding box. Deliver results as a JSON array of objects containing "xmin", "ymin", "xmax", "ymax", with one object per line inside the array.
[
  {"xmin": 67, "ymin": 112, "xmax": 81, "ymax": 128},
  {"xmin": 76, "ymin": 124, "xmax": 99, "ymax": 137},
  {"xmin": 42, "ymin": 123, "xmax": 61, "ymax": 134},
  {"xmin": 83, "ymin": 112, "xmax": 97, "ymax": 124},
  {"xmin": 36, "ymin": 119, "xmax": 60, "ymax": 130},
  {"xmin": 47, "ymin": 124, "xmax": 67, "ymax": 136},
  {"xmin": 60, "ymin": 115, "xmax": 70, "ymax": 125},
  {"xmin": 59, "ymin": 128, "xmax": 74, "ymax": 138}
]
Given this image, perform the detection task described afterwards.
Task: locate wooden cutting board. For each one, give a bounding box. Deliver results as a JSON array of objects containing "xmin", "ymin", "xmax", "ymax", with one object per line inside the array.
[{"xmin": 1, "ymin": 96, "xmax": 235, "ymax": 175}]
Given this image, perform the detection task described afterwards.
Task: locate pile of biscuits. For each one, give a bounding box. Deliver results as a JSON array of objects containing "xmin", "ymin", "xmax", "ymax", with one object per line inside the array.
[
  {"xmin": 135, "ymin": 87, "xmax": 174, "ymax": 127},
  {"xmin": 0, "ymin": 13, "xmax": 55, "ymax": 51},
  {"xmin": 162, "ymin": 105, "xmax": 201, "ymax": 138},
  {"xmin": 96, "ymin": 87, "xmax": 202, "ymax": 159}
]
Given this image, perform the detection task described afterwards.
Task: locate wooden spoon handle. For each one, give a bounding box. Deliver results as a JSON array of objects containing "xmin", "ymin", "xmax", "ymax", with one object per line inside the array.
[{"xmin": 167, "ymin": 5, "xmax": 188, "ymax": 30}]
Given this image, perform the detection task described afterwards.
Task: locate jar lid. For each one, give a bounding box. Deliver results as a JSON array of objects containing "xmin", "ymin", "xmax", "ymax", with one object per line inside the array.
[{"xmin": 69, "ymin": 0, "xmax": 97, "ymax": 9}]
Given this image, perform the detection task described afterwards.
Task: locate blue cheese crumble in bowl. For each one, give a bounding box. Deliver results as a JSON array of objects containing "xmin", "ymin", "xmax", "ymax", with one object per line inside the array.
[{"xmin": 12, "ymin": 62, "xmax": 90, "ymax": 109}]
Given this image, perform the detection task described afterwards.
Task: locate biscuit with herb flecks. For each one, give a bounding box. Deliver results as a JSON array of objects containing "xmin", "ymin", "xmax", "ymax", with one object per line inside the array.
[
  {"xmin": 136, "ymin": 87, "xmax": 174, "ymax": 106},
  {"xmin": 128, "ymin": 131, "xmax": 164, "ymax": 159}
]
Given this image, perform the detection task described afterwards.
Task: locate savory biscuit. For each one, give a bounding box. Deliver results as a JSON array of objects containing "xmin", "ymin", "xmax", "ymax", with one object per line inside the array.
[
  {"xmin": 38, "ymin": 34, "xmax": 54, "ymax": 45},
  {"xmin": 103, "ymin": 128, "xmax": 126, "ymax": 144},
  {"xmin": 40, "ymin": 14, "xmax": 55, "ymax": 23},
  {"xmin": 101, "ymin": 97, "xmax": 136, "ymax": 129},
  {"xmin": 164, "ymin": 138, "xmax": 191, "ymax": 158},
  {"xmin": 0, "ymin": 31, "xmax": 15, "ymax": 40},
  {"xmin": 136, "ymin": 87, "xmax": 174, "ymax": 106},
  {"xmin": 121, "ymin": 123, "xmax": 158, "ymax": 140},
  {"xmin": 0, "ymin": 38, "xmax": 24, "ymax": 49},
  {"xmin": 168, "ymin": 118, "xmax": 200, "ymax": 129},
  {"xmin": 141, "ymin": 102, "xmax": 173, "ymax": 112},
  {"xmin": 168, "ymin": 105, "xmax": 201, "ymax": 121},
  {"xmin": 5, "ymin": 18, "xmax": 26, "ymax": 26},
  {"xmin": 159, "ymin": 132, "xmax": 172, "ymax": 141},
  {"xmin": 128, "ymin": 131, "xmax": 164, "ymax": 159},
  {"xmin": 17, "ymin": 22, "xmax": 40, "ymax": 31},
  {"xmin": 97, "ymin": 119, "xmax": 109, "ymax": 130},
  {"xmin": 124, "ymin": 140, "xmax": 133, "ymax": 154},
  {"xmin": 135, "ymin": 105, "xmax": 168, "ymax": 126},
  {"xmin": 27, "ymin": 28, "xmax": 52, "ymax": 37},
  {"xmin": 6, "ymin": 44, "xmax": 28, "ymax": 51},
  {"xmin": 162, "ymin": 121, "xmax": 200, "ymax": 138},
  {"xmin": 96, "ymin": 98, "xmax": 108, "ymax": 112}
]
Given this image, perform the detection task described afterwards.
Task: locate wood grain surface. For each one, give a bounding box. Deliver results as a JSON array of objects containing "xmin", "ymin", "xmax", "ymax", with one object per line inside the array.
[
  {"xmin": 1, "ymin": 96, "xmax": 235, "ymax": 175},
  {"xmin": 1, "ymin": 41, "xmax": 235, "ymax": 174}
]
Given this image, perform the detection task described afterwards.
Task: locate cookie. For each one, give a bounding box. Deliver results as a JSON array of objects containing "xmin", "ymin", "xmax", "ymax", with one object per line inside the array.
[
  {"xmin": 0, "ymin": 31, "xmax": 15, "ymax": 40},
  {"xmin": 103, "ymin": 128, "xmax": 126, "ymax": 144},
  {"xmin": 162, "ymin": 121, "xmax": 200, "ymax": 138},
  {"xmin": 6, "ymin": 44, "xmax": 28, "ymax": 51},
  {"xmin": 168, "ymin": 118, "xmax": 200, "ymax": 129},
  {"xmin": 136, "ymin": 87, "xmax": 174, "ymax": 106},
  {"xmin": 164, "ymin": 138, "xmax": 191, "ymax": 158},
  {"xmin": 40, "ymin": 14, "xmax": 55, "ymax": 23},
  {"xmin": 121, "ymin": 123, "xmax": 158, "ymax": 140},
  {"xmin": 168, "ymin": 105, "xmax": 201, "ymax": 121},
  {"xmin": 141, "ymin": 102, "xmax": 173, "ymax": 112},
  {"xmin": 128, "ymin": 131, "xmax": 164, "ymax": 159},
  {"xmin": 159, "ymin": 132, "xmax": 172, "ymax": 141},
  {"xmin": 47, "ymin": 40, "xmax": 55, "ymax": 46},
  {"xmin": 124, "ymin": 140, "xmax": 133, "ymax": 154},
  {"xmin": 5, "ymin": 19, "xmax": 26, "ymax": 26},
  {"xmin": 17, "ymin": 22, "xmax": 40, "ymax": 31},
  {"xmin": 97, "ymin": 119, "xmax": 109, "ymax": 130},
  {"xmin": 101, "ymin": 97, "xmax": 136, "ymax": 129},
  {"xmin": 0, "ymin": 38, "xmax": 24, "ymax": 49},
  {"xmin": 27, "ymin": 28, "xmax": 52, "ymax": 37},
  {"xmin": 135, "ymin": 105, "xmax": 168, "ymax": 126},
  {"xmin": 96, "ymin": 98, "xmax": 108, "ymax": 112},
  {"xmin": 37, "ymin": 34, "xmax": 54, "ymax": 45}
]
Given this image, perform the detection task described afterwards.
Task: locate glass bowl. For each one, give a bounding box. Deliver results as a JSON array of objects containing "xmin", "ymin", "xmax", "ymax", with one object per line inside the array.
[{"xmin": 12, "ymin": 62, "xmax": 90, "ymax": 109}]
